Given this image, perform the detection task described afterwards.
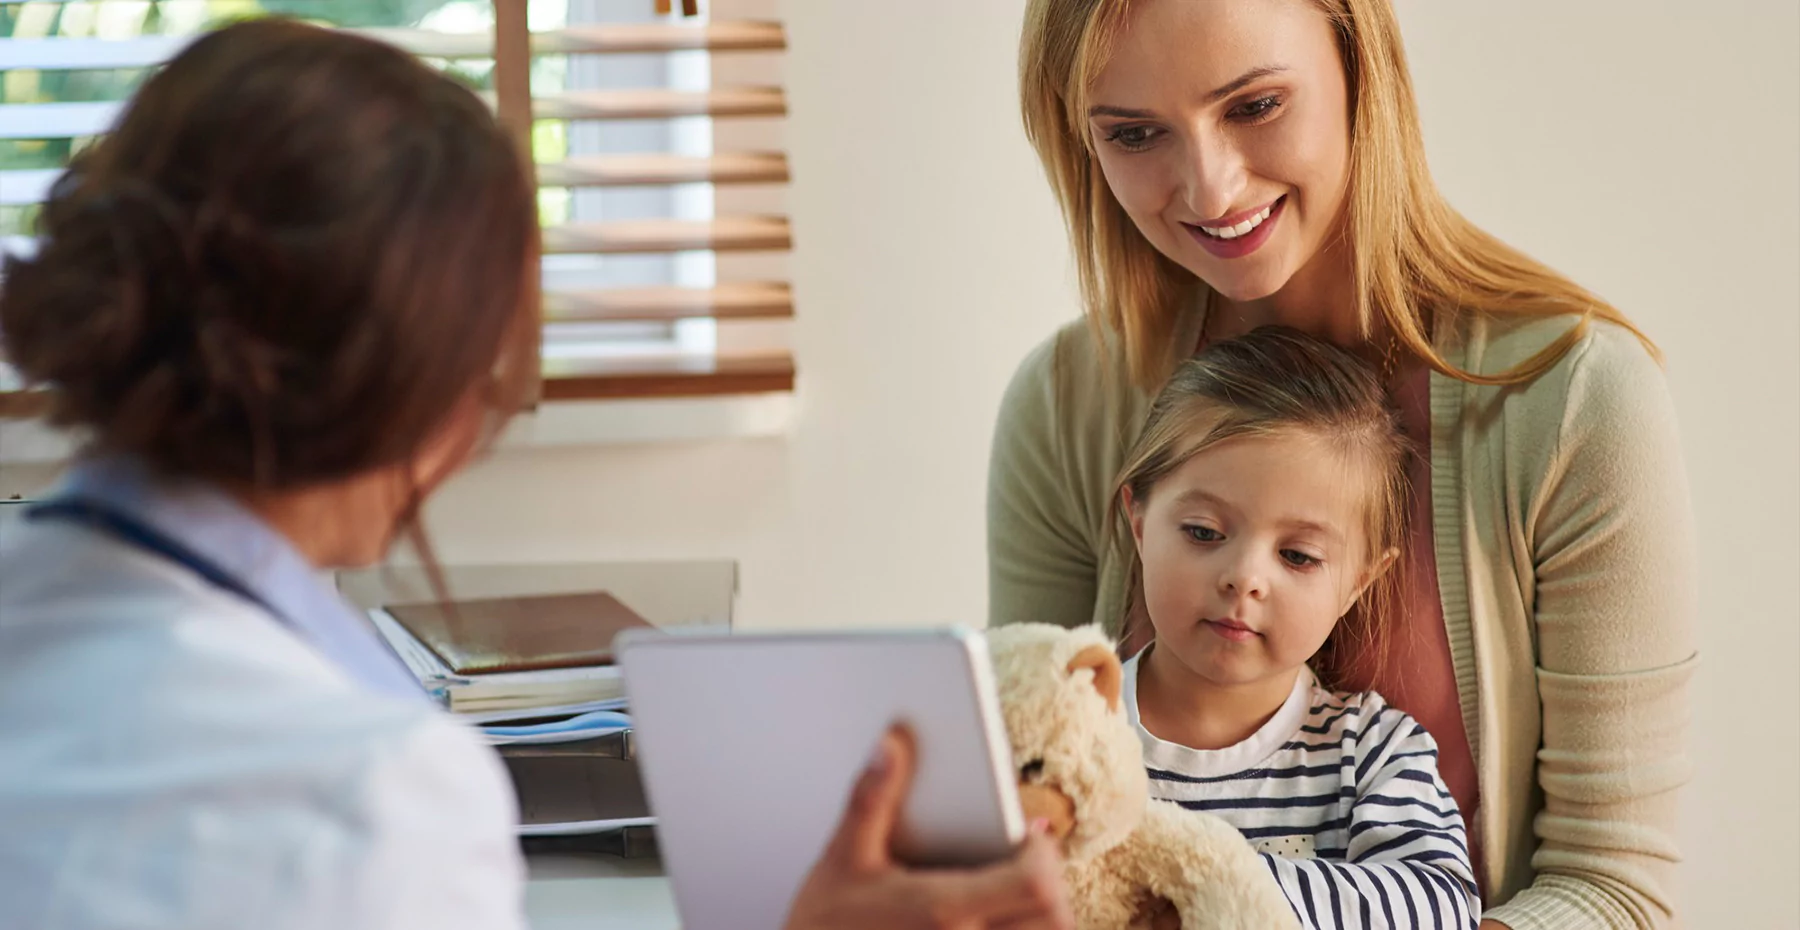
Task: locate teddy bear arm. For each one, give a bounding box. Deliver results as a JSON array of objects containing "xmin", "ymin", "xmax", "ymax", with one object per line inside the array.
[
  {"xmin": 1067, "ymin": 851, "xmax": 1156, "ymax": 929},
  {"xmin": 1123, "ymin": 803, "xmax": 1301, "ymax": 930}
]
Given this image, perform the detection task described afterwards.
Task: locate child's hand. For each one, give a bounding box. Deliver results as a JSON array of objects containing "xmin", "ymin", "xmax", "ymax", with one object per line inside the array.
[{"xmin": 783, "ymin": 726, "xmax": 1075, "ymax": 930}]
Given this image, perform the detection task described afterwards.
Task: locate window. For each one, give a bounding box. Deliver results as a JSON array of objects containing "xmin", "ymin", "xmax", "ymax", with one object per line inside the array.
[{"xmin": 0, "ymin": 0, "xmax": 794, "ymax": 417}]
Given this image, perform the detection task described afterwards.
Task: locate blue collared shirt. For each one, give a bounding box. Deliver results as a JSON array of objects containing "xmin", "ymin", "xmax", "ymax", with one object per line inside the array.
[
  {"xmin": 50, "ymin": 455, "xmax": 425, "ymax": 702},
  {"xmin": 0, "ymin": 456, "xmax": 527, "ymax": 930}
]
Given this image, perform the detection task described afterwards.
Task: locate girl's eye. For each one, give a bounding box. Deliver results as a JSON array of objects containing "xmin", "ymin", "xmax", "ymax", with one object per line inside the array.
[
  {"xmin": 1280, "ymin": 549, "xmax": 1321, "ymax": 568},
  {"xmin": 1228, "ymin": 95, "xmax": 1284, "ymax": 123},
  {"xmin": 1104, "ymin": 125, "xmax": 1162, "ymax": 151},
  {"xmin": 1184, "ymin": 525, "xmax": 1223, "ymax": 544}
]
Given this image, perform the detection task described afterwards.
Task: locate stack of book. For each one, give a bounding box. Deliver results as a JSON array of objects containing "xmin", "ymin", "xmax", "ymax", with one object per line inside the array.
[
  {"xmin": 370, "ymin": 591, "xmax": 658, "ymax": 844},
  {"xmin": 370, "ymin": 590, "xmax": 648, "ymax": 714}
]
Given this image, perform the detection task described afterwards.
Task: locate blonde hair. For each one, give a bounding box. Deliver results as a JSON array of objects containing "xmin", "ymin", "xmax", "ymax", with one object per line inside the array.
[
  {"xmin": 1020, "ymin": 0, "xmax": 1658, "ymax": 393},
  {"xmin": 1115, "ymin": 327, "xmax": 1410, "ymax": 685}
]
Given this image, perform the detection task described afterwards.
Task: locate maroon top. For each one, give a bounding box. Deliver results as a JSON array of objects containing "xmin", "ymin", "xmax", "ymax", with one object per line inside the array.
[{"xmin": 1333, "ymin": 361, "xmax": 1484, "ymax": 885}]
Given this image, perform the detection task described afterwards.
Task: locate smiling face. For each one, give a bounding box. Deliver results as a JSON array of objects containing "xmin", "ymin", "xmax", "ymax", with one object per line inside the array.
[
  {"xmin": 1085, "ymin": 0, "xmax": 1353, "ymax": 304},
  {"xmin": 1128, "ymin": 429, "xmax": 1384, "ymax": 690}
]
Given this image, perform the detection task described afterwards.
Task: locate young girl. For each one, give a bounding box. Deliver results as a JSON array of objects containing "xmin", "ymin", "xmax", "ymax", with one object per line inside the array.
[{"xmin": 1115, "ymin": 327, "xmax": 1478, "ymax": 929}]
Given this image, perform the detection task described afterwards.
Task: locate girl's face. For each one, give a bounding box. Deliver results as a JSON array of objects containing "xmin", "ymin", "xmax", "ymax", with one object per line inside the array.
[
  {"xmin": 1086, "ymin": 0, "xmax": 1352, "ymax": 305},
  {"xmin": 1128, "ymin": 430, "xmax": 1387, "ymax": 690}
]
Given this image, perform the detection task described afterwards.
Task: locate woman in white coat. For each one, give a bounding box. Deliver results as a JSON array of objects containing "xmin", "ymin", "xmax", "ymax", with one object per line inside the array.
[{"xmin": 0, "ymin": 19, "xmax": 1068, "ymax": 930}]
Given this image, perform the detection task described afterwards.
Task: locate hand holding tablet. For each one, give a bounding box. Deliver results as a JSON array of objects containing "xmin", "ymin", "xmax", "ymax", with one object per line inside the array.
[
  {"xmin": 783, "ymin": 726, "xmax": 1072, "ymax": 930},
  {"xmin": 618, "ymin": 628, "xmax": 1073, "ymax": 930}
]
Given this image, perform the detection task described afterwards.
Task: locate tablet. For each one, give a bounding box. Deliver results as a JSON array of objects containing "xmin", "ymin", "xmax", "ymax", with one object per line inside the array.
[{"xmin": 617, "ymin": 627, "xmax": 1025, "ymax": 930}]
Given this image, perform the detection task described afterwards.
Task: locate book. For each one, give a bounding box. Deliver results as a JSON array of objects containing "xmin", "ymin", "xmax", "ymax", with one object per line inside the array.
[
  {"xmin": 440, "ymin": 666, "xmax": 627, "ymax": 715},
  {"xmin": 369, "ymin": 603, "xmax": 631, "ymax": 714},
  {"xmin": 384, "ymin": 591, "xmax": 654, "ymax": 676}
]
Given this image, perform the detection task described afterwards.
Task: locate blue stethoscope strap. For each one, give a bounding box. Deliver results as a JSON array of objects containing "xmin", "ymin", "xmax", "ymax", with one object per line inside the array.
[
  {"xmin": 25, "ymin": 497, "xmax": 284, "ymax": 621},
  {"xmin": 27, "ymin": 495, "xmax": 452, "ymax": 705}
]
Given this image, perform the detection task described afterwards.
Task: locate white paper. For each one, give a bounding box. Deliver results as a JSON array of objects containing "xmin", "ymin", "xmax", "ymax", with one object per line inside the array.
[
  {"xmin": 519, "ymin": 816, "xmax": 656, "ymax": 838},
  {"xmin": 367, "ymin": 607, "xmax": 453, "ymax": 680}
]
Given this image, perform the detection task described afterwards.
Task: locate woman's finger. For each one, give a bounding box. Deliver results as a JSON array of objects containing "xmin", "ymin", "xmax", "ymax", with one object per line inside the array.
[
  {"xmin": 816, "ymin": 725, "xmax": 918, "ymax": 874},
  {"xmin": 914, "ymin": 832, "xmax": 1073, "ymax": 928}
]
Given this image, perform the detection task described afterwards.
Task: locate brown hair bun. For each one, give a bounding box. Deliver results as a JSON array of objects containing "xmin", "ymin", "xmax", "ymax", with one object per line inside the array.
[{"xmin": 0, "ymin": 17, "xmax": 540, "ymax": 490}]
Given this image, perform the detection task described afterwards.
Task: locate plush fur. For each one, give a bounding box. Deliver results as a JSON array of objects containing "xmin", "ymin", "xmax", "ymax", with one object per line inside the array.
[{"xmin": 988, "ymin": 623, "xmax": 1300, "ymax": 930}]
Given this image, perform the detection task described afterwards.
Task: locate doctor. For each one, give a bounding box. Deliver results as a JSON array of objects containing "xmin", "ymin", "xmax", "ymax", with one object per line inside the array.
[{"xmin": 0, "ymin": 19, "xmax": 1069, "ymax": 930}]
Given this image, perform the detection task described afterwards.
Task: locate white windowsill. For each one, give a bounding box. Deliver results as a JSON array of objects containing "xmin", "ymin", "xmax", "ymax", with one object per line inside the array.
[
  {"xmin": 0, "ymin": 392, "xmax": 796, "ymax": 466},
  {"xmin": 494, "ymin": 392, "xmax": 795, "ymax": 449}
]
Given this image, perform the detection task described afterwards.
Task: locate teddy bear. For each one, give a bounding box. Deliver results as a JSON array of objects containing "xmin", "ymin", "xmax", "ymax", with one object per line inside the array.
[{"xmin": 986, "ymin": 622, "xmax": 1300, "ymax": 930}]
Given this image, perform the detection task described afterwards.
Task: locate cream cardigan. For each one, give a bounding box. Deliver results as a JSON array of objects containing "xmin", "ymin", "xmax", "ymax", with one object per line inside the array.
[{"xmin": 987, "ymin": 307, "xmax": 1698, "ymax": 929}]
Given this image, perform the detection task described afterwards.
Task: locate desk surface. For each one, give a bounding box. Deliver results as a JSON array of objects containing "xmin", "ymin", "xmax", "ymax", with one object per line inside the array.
[{"xmin": 525, "ymin": 852, "xmax": 679, "ymax": 930}]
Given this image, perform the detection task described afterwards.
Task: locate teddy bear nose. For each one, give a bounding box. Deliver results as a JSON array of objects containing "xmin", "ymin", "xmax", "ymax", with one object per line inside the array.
[{"xmin": 1017, "ymin": 782, "xmax": 1076, "ymax": 843}]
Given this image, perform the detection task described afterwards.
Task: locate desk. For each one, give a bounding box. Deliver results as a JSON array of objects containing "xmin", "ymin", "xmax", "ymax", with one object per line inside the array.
[
  {"xmin": 336, "ymin": 561, "xmax": 728, "ymax": 929},
  {"xmin": 525, "ymin": 852, "xmax": 679, "ymax": 929},
  {"xmin": 345, "ymin": 560, "xmax": 722, "ymax": 930}
]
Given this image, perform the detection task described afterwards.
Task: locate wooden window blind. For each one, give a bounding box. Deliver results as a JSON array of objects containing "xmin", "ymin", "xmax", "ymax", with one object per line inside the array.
[{"xmin": 0, "ymin": 0, "xmax": 793, "ymax": 421}]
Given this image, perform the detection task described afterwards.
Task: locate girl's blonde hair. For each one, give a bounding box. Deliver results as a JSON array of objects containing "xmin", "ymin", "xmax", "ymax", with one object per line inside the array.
[
  {"xmin": 1115, "ymin": 327, "xmax": 1410, "ymax": 685},
  {"xmin": 1020, "ymin": 0, "xmax": 1658, "ymax": 393}
]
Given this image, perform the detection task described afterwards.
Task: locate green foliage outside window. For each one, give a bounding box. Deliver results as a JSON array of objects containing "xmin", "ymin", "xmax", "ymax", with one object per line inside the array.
[{"xmin": 2, "ymin": 0, "xmax": 573, "ymax": 234}]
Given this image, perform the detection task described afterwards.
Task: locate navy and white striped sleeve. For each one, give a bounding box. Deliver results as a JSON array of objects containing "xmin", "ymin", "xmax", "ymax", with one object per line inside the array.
[{"xmin": 1259, "ymin": 701, "xmax": 1480, "ymax": 930}]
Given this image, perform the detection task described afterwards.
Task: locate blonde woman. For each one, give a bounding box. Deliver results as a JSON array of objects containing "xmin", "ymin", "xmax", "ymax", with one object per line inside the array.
[{"xmin": 988, "ymin": 1, "xmax": 1696, "ymax": 928}]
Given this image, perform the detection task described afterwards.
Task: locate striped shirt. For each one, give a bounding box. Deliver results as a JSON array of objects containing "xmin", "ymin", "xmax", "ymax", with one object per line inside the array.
[{"xmin": 1123, "ymin": 651, "xmax": 1480, "ymax": 929}]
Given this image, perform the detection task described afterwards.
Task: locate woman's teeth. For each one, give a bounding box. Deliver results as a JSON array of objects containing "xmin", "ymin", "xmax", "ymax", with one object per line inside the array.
[{"xmin": 1199, "ymin": 202, "xmax": 1275, "ymax": 240}]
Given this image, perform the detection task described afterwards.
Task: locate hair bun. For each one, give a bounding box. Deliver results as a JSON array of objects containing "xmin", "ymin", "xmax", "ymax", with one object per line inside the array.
[
  {"xmin": 2, "ymin": 169, "xmax": 294, "ymax": 475},
  {"xmin": 1, "ymin": 17, "xmax": 538, "ymax": 491}
]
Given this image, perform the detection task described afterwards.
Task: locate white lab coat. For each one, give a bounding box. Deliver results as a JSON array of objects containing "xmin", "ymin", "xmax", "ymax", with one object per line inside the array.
[{"xmin": 0, "ymin": 511, "xmax": 527, "ymax": 929}]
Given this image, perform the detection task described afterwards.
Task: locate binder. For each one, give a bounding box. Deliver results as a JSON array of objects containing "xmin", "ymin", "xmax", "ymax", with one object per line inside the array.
[{"xmin": 499, "ymin": 728, "xmax": 658, "ymax": 858}]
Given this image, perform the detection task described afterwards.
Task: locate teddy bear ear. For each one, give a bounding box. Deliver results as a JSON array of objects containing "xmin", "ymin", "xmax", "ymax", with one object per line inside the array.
[{"xmin": 1067, "ymin": 643, "xmax": 1123, "ymax": 713}]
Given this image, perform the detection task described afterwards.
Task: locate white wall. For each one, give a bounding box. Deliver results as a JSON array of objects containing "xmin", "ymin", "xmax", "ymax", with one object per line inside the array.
[
  {"xmin": 424, "ymin": 1, "xmax": 1798, "ymax": 925},
  {"xmin": 1395, "ymin": 3, "xmax": 1800, "ymax": 926},
  {"xmin": 422, "ymin": 0, "xmax": 1077, "ymax": 630}
]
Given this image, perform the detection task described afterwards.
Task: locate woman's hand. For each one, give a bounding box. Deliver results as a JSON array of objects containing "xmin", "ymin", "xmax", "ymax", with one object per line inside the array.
[{"xmin": 784, "ymin": 727, "xmax": 1074, "ymax": 930}]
